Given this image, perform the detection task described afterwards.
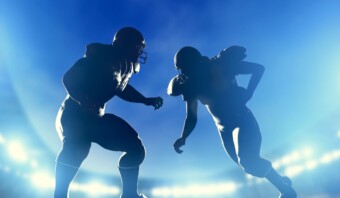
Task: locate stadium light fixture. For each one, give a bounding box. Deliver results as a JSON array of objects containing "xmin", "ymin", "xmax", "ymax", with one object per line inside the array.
[
  {"xmin": 304, "ymin": 159, "xmax": 318, "ymax": 170},
  {"xmin": 6, "ymin": 140, "xmax": 29, "ymax": 163},
  {"xmin": 302, "ymin": 147, "xmax": 313, "ymax": 158},
  {"xmin": 151, "ymin": 181, "xmax": 240, "ymax": 197},
  {"xmin": 284, "ymin": 165, "xmax": 304, "ymax": 177},
  {"xmin": 30, "ymin": 171, "xmax": 55, "ymax": 189},
  {"xmin": 70, "ymin": 181, "xmax": 120, "ymax": 196},
  {"xmin": 319, "ymin": 149, "xmax": 340, "ymax": 164}
]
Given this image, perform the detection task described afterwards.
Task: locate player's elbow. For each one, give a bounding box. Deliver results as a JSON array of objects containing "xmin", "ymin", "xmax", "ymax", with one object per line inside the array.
[
  {"xmin": 256, "ymin": 64, "xmax": 265, "ymax": 74},
  {"xmin": 252, "ymin": 64, "xmax": 265, "ymax": 77}
]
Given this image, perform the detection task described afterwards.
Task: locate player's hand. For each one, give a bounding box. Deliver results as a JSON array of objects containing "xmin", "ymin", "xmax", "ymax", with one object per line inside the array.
[
  {"xmin": 144, "ymin": 97, "xmax": 163, "ymax": 110},
  {"xmin": 174, "ymin": 137, "xmax": 186, "ymax": 154},
  {"xmin": 222, "ymin": 46, "xmax": 247, "ymax": 63},
  {"xmin": 228, "ymin": 46, "xmax": 247, "ymax": 60}
]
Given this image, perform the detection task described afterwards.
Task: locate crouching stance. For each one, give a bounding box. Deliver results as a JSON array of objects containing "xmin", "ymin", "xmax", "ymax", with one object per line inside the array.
[
  {"xmin": 54, "ymin": 27, "xmax": 163, "ymax": 198},
  {"xmin": 168, "ymin": 46, "xmax": 296, "ymax": 198}
]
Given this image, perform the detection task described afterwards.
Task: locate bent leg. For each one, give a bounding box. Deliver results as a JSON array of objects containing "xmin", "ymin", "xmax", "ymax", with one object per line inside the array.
[
  {"xmin": 54, "ymin": 139, "xmax": 91, "ymax": 198},
  {"xmin": 93, "ymin": 114, "xmax": 146, "ymax": 168},
  {"xmin": 237, "ymin": 109, "xmax": 296, "ymax": 197},
  {"xmin": 93, "ymin": 114, "xmax": 146, "ymax": 198},
  {"xmin": 237, "ymin": 110, "xmax": 271, "ymax": 177}
]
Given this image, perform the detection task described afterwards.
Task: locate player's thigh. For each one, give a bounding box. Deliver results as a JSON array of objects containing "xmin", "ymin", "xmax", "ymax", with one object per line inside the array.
[
  {"xmin": 220, "ymin": 128, "xmax": 239, "ymax": 163},
  {"xmin": 57, "ymin": 105, "xmax": 97, "ymax": 140},
  {"xmin": 237, "ymin": 110, "xmax": 262, "ymax": 156},
  {"xmin": 92, "ymin": 114, "xmax": 143, "ymax": 152}
]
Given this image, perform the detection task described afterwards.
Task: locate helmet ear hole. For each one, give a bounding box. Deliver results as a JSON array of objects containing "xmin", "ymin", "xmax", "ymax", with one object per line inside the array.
[{"xmin": 138, "ymin": 50, "xmax": 147, "ymax": 64}]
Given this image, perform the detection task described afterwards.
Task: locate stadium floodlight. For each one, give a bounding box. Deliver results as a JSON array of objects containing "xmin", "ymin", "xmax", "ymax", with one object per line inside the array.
[
  {"xmin": 272, "ymin": 147, "xmax": 314, "ymax": 170},
  {"xmin": 280, "ymin": 151, "xmax": 300, "ymax": 165},
  {"xmin": 319, "ymin": 149, "xmax": 340, "ymax": 164},
  {"xmin": 281, "ymin": 148, "xmax": 340, "ymax": 179},
  {"xmin": 70, "ymin": 181, "xmax": 120, "ymax": 196},
  {"xmin": 304, "ymin": 159, "xmax": 318, "ymax": 170},
  {"xmin": 151, "ymin": 181, "xmax": 240, "ymax": 197},
  {"xmin": 30, "ymin": 171, "xmax": 55, "ymax": 189},
  {"xmin": 284, "ymin": 165, "xmax": 304, "ymax": 177},
  {"xmin": 6, "ymin": 140, "xmax": 29, "ymax": 163},
  {"xmin": 302, "ymin": 147, "xmax": 313, "ymax": 158}
]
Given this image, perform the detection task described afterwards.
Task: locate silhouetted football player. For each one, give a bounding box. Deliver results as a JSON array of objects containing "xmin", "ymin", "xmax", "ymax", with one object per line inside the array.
[
  {"xmin": 55, "ymin": 27, "xmax": 163, "ymax": 198},
  {"xmin": 168, "ymin": 46, "xmax": 296, "ymax": 198}
]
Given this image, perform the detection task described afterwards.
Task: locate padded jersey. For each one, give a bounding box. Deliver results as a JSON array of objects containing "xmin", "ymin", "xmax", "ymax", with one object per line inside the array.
[{"xmin": 64, "ymin": 43, "xmax": 134, "ymax": 109}]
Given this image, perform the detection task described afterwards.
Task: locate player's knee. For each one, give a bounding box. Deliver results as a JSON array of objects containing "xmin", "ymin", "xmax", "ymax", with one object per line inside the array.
[
  {"xmin": 239, "ymin": 158, "xmax": 261, "ymax": 177},
  {"xmin": 132, "ymin": 141, "xmax": 146, "ymax": 165},
  {"xmin": 239, "ymin": 156, "xmax": 271, "ymax": 178},
  {"xmin": 119, "ymin": 140, "xmax": 145, "ymax": 168}
]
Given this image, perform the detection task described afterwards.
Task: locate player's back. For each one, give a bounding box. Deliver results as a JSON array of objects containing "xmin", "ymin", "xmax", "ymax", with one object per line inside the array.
[{"xmin": 62, "ymin": 43, "xmax": 131, "ymax": 111}]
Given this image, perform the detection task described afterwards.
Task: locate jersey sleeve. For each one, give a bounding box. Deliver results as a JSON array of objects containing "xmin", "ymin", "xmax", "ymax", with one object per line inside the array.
[{"xmin": 167, "ymin": 75, "xmax": 196, "ymax": 101}]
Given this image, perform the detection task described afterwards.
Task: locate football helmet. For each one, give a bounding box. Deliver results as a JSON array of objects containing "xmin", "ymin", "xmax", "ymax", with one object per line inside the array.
[{"xmin": 113, "ymin": 27, "xmax": 147, "ymax": 66}]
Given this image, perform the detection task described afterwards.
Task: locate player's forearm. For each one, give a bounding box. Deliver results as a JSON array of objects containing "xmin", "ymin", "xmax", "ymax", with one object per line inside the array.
[
  {"xmin": 181, "ymin": 117, "xmax": 197, "ymax": 140},
  {"xmin": 117, "ymin": 84, "xmax": 147, "ymax": 104},
  {"xmin": 247, "ymin": 65, "xmax": 264, "ymax": 94}
]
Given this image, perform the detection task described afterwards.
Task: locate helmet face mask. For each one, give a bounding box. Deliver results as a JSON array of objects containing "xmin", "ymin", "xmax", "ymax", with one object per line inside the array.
[{"xmin": 136, "ymin": 43, "xmax": 147, "ymax": 64}]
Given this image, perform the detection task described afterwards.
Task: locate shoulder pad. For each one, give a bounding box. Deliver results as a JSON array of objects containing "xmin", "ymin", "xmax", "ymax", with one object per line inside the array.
[
  {"xmin": 167, "ymin": 75, "xmax": 188, "ymax": 96},
  {"xmin": 85, "ymin": 43, "xmax": 113, "ymax": 59}
]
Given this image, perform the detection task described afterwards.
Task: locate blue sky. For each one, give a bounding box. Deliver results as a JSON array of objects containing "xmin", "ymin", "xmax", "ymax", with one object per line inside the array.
[{"xmin": 1, "ymin": 0, "xmax": 340, "ymax": 180}]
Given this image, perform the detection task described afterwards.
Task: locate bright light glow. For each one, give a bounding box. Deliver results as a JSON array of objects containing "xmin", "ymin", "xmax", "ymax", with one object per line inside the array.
[
  {"xmin": 337, "ymin": 130, "xmax": 340, "ymax": 138},
  {"xmin": 70, "ymin": 181, "xmax": 120, "ymax": 196},
  {"xmin": 280, "ymin": 152, "xmax": 299, "ymax": 165},
  {"xmin": 30, "ymin": 171, "xmax": 55, "ymax": 189},
  {"xmin": 282, "ymin": 149, "xmax": 340, "ymax": 178},
  {"xmin": 6, "ymin": 140, "xmax": 29, "ymax": 163},
  {"xmin": 0, "ymin": 134, "xmax": 5, "ymax": 144},
  {"xmin": 302, "ymin": 147, "xmax": 314, "ymax": 158},
  {"xmin": 320, "ymin": 154, "xmax": 333, "ymax": 164},
  {"xmin": 284, "ymin": 165, "xmax": 304, "ymax": 177},
  {"xmin": 245, "ymin": 174, "xmax": 254, "ymax": 180},
  {"xmin": 30, "ymin": 159, "xmax": 38, "ymax": 168},
  {"xmin": 304, "ymin": 160, "xmax": 318, "ymax": 170},
  {"xmin": 320, "ymin": 149, "xmax": 340, "ymax": 164},
  {"xmin": 272, "ymin": 161, "xmax": 280, "ymax": 169},
  {"xmin": 151, "ymin": 182, "xmax": 240, "ymax": 197},
  {"xmin": 272, "ymin": 147, "xmax": 314, "ymax": 169}
]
